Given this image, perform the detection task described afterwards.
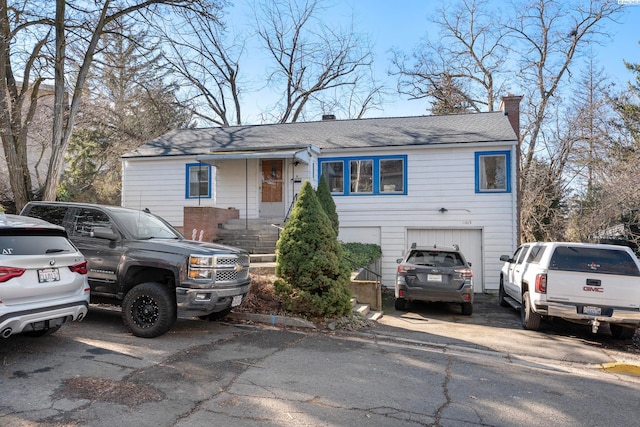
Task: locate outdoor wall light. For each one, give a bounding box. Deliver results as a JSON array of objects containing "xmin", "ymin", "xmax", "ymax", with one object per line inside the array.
[{"xmin": 439, "ymin": 207, "xmax": 448, "ymax": 213}]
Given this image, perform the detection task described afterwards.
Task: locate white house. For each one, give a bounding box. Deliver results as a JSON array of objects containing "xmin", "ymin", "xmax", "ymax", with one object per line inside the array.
[{"xmin": 121, "ymin": 95, "xmax": 522, "ymax": 292}]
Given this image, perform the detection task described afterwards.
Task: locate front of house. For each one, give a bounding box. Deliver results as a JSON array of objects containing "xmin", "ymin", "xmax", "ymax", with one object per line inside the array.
[{"xmin": 121, "ymin": 96, "xmax": 522, "ymax": 292}]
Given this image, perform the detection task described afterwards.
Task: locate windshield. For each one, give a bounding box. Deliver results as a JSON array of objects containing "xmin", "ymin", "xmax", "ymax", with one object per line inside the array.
[
  {"xmin": 116, "ymin": 210, "xmax": 182, "ymax": 240},
  {"xmin": 407, "ymin": 250, "xmax": 465, "ymax": 267},
  {"xmin": 0, "ymin": 234, "xmax": 76, "ymax": 255},
  {"xmin": 549, "ymin": 246, "xmax": 640, "ymax": 276}
]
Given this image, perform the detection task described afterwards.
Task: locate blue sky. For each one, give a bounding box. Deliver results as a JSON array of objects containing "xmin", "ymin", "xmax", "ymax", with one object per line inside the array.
[{"xmin": 227, "ymin": 1, "xmax": 640, "ymax": 123}]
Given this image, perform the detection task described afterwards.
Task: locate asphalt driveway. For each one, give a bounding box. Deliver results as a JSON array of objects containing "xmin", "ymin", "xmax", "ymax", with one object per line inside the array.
[
  {"xmin": 371, "ymin": 291, "xmax": 640, "ymax": 364},
  {"xmin": 1, "ymin": 293, "xmax": 640, "ymax": 426}
]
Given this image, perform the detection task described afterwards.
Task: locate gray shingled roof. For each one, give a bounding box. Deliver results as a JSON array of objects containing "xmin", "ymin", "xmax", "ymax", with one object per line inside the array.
[{"xmin": 122, "ymin": 112, "xmax": 517, "ymax": 158}]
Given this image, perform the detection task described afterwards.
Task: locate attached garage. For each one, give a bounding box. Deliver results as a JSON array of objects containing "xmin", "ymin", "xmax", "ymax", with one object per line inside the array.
[{"xmin": 407, "ymin": 229, "xmax": 484, "ymax": 292}]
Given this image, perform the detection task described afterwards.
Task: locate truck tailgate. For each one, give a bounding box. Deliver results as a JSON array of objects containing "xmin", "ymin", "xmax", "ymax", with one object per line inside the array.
[{"xmin": 547, "ymin": 270, "xmax": 640, "ymax": 309}]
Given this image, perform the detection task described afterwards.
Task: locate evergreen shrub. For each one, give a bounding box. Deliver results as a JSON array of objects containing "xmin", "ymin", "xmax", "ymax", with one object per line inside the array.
[{"xmin": 274, "ymin": 181, "xmax": 352, "ymax": 317}]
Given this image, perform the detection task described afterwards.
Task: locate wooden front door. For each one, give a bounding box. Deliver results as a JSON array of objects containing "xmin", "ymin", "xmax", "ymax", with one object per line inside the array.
[{"xmin": 260, "ymin": 159, "xmax": 284, "ymax": 218}]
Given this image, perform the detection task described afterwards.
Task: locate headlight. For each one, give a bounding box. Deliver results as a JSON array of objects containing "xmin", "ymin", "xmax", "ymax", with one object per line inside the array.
[
  {"xmin": 189, "ymin": 255, "xmax": 215, "ymax": 280},
  {"xmin": 189, "ymin": 269, "xmax": 214, "ymax": 280},
  {"xmin": 189, "ymin": 255, "xmax": 214, "ymax": 267}
]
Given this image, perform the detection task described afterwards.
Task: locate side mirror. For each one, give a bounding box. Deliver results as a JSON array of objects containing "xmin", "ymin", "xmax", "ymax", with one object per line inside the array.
[
  {"xmin": 499, "ymin": 255, "xmax": 512, "ymax": 263},
  {"xmin": 91, "ymin": 226, "xmax": 118, "ymax": 241}
]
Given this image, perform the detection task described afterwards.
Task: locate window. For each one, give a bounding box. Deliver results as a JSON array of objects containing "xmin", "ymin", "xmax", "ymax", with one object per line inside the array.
[
  {"xmin": 185, "ymin": 163, "xmax": 212, "ymax": 199},
  {"xmin": 350, "ymin": 159, "xmax": 373, "ymax": 193},
  {"xmin": 549, "ymin": 246, "xmax": 640, "ymax": 276},
  {"xmin": 71, "ymin": 209, "xmax": 112, "ymax": 238},
  {"xmin": 0, "ymin": 235, "xmax": 75, "ymax": 255},
  {"xmin": 380, "ymin": 158, "xmax": 404, "ymax": 193},
  {"xmin": 24, "ymin": 205, "xmax": 67, "ymax": 227},
  {"xmin": 527, "ymin": 245, "xmax": 546, "ymax": 263},
  {"xmin": 515, "ymin": 245, "xmax": 529, "ymax": 265},
  {"xmin": 475, "ymin": 151, "xmax": 510, "ymax": 193},
  {"xmin": 319, "ymin": 155, "xmax": 407, "ymax": 196},
  {"xmin": 321, "ymin": 161, "xmax": 344, "ymax": 193}
]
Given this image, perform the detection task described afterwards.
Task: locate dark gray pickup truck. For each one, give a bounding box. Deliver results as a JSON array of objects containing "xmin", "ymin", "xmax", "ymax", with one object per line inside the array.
[{"xmin": 21, "ymin": 201, "xmax": 250, "ymax": 338}]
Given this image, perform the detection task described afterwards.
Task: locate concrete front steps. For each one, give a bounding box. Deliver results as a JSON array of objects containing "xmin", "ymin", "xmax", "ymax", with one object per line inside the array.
[
  {"xmin": 216, "ymin": 218, "xmax": 281, "ymax": 254},
  {"xmin": 352, "ymin": 298, "xmax": 384, "ymax": 321}
]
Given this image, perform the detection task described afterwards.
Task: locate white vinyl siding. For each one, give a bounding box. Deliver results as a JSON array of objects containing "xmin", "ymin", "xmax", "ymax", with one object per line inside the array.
[
  {"xmin": 339, "ymin": 227, "xmax": 381, "ymax": 245},
  {"xmin": 325, "ymin": 145, "xmax": 517, "ymax": 291},
  {"xmin": 212, "ymin": 159, "xmax": 260, "ymax": 219},
  {"xmin": 121, "ymin": 157, "xmax": 196, "ymax": 225},
  {"xmin": 122, "ymin": 156, "xmax": 314, "ymax": 226},
  {"xmin": 121, "ymin": 142, "xmax": 517, "ymax": 292}
]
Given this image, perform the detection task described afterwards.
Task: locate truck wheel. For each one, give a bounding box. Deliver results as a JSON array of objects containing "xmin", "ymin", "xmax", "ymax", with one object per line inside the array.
[
  {"xmin": 122, "ymin": 282, "xmax": 176, "ymax": 338},
  {"xmin": 521, "ymin": 291, "xmax": 541, "ymax": 331},
  {"xmin": 498, "ymin": 277, "xmax": 510, "ymax": 307},
  {"xmin": 395, "ymin": 298, "xmax": 407, "ymax": 311},
  {"xmin": 461, "ymin": 302, "xmax": 473, "ymax": 316},
  {"xmin": 199, "ymin": 307, "xmax": 232, "ymax": 321},
  {"xmin": 610, "ymin": 324, "xmax": 636, "ymax": 340}
]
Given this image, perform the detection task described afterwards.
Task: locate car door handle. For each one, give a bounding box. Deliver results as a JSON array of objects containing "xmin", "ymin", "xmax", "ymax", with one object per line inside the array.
[{"xmin": 586, "ymin": 279, "xmax": 601, "ymax": 286}]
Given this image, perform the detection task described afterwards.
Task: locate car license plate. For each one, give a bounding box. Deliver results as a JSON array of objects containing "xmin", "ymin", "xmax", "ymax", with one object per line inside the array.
[
  {"xmin": 427, "ymin": 274, "xmax": 442, "ymax": 282},
  {"xmin": 231, "ymin": 295, "xmax": 243, "ymax": 307},
  {"xmin": 583, "ymin": 306, "xmax": 601, "ymax": 316},
  {"xmin": 38, "ymin": 268, "xmax": 60, "ymax": 283}
]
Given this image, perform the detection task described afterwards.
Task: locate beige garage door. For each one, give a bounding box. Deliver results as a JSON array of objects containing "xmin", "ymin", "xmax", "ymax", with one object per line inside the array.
[{"xmin": 407, "ymin": 229, "xmax": 483, "ymax": 292}]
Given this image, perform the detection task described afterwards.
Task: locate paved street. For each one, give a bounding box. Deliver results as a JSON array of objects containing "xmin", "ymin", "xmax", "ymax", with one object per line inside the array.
[{"xmin": 1, "ymin": 296, "xmax": 640, "ymax": 426}]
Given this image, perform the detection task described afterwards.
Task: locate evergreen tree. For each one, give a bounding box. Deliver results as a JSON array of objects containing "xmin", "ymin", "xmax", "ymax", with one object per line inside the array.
[
  {"xmin": 316, "ymin": 175, "xmax": 339, "ymax": 235},
  {"xmin": 275, "ymin": 181, "xmax": 352, "ymax": 317},
  {"xmin": 61, "ymin": 19, "xmax": 190, "ymax": 204},
  {"xmin": 58, "ymin": 129, "xmax": 111, "ymax": 203}
]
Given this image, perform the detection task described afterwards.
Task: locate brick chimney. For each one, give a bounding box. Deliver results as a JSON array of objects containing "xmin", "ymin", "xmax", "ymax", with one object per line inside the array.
[{"xmin": 499, "ymin": 94, "xmax": 523, "ymax": 140}]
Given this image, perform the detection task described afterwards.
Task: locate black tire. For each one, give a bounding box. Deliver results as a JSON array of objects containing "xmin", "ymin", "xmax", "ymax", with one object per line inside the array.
[
  {"xmin": 610, "ymin": 324, "xmax": 637, "ymax": 340},
  {"xmin": 23, "ymin": 325, "xmax": 61, "ymax": 337},
  {"xmin": 498, "ymin": 277, "xmax": 509, "ymax": 307},
  {"xmin": 394, "ymin": 298, "xmax": 407, "ymax": 311},
  {"xmin": 461, "ymin": 302, "xmax": 473, "ymax": 316},
  {"xmin": 122, "ymin": 282, "xmax": 176, "ymax": 338},
  {"xmin": 199, "ymin": 307, "xmax": 232, "ymax": 321},
  {"xmin": 521, "ymin": 291, "xmax": 541, "ymax": 330}
]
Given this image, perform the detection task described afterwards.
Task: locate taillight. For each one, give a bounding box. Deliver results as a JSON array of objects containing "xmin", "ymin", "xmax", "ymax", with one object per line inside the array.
[
  {"xmin": 397, "ymin": 264, "xmax": 414, "ymax": 274},
  {"xmin": 535, "ymin": 273, "xmax": 547, "ymax": 293},
  {"xmin": 0, "ymin": 266, "xmax": 26, "ymax": 283},
  {"xmin": 455, "ymin": 268, "xmax": 473, "ymax": 278},
  {"xmin": 69, "ymin": 260, "xmax": 88, "ymax": 275}
]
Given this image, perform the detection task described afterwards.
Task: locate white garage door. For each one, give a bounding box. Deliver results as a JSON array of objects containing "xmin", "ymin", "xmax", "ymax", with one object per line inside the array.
[{"xmin": 407, "ymin": 229, "xmax": 483, "ymax": 292}]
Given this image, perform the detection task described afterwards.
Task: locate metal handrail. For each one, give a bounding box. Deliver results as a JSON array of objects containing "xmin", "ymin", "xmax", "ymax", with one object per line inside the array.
[
  {"xmin": 284, "ymin": 193, "xmax": 298, "ymax": 223},
  {"xmin": 342, "ymin": 255, "xmax": 382, "ymax": 281}
]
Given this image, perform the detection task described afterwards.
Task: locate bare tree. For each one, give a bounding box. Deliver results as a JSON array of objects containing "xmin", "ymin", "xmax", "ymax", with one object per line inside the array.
[
  {"xmin": 60, "ymin": 19, "xmax": 191, "ymax": 205},
  {"xmin": 511, "ymin": 0, "xmax": 623, "ymax": 241},
  {"xmin": 161, "ymin": 8, "xmax": 243, "ymax": 126},
  {"xmin": 254, "ymin": 0, "xmax": 375, "ymax": 123},
  {"xmin": 613, "ymin": 46, "xmax": 640, "ymax": 144},
  {"xmin": 511, "ymin": 0, "xmax": 623, "ymax": 177},
  {"xmin": 390, "ymin": 0, "xmax": 509, "ymax": 113},
  {"xmin": 0, "ymin": 0, "xmax": 223, "ymax": 212},
  {"xmin": 316, "ymin": 66, "xmax": 385, "ymax": 119}
]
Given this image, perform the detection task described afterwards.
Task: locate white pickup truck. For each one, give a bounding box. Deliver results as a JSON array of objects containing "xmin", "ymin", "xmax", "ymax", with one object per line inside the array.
[{"xmin": 498, "ymin": 242, "xmax": 640, "ymax": 339}]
